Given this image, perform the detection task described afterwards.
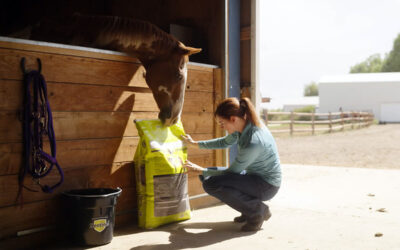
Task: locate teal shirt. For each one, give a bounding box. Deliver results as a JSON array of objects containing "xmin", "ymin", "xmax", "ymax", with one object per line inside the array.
[{"xmin": 198, "ymin": 123, "xmax": 281, "ymax": 187}]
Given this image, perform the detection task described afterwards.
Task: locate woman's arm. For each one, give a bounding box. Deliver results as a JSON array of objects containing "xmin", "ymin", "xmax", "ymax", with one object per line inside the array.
[
  {"xmin": 181, "ymin": 133, "xmax": 239, "ymax": 150},
  {"xmin": 197, "ymin": 132, "xmax": 239, "ymax": 149},
  {"xmin": 181, "ymin": 134, "xmax": 199, "ymax": 148},
  {"xmin": 183, "ymin": 161, "xmax": 228, "ymax": 176}
]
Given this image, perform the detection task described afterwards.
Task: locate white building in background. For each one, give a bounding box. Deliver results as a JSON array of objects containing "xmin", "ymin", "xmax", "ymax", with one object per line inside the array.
[
  {"xmin": 318, "ymin": 73, "xmax": 400, "ymax": 123},
  {"xmin": 281, "ymin": 96, "xmax": 319, "ymax": 112}
]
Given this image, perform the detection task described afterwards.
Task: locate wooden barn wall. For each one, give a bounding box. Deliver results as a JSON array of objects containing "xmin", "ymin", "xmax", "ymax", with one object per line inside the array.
[{"xmin": 0, "ymin": 40, "xmax": 223, "ymax": 247}]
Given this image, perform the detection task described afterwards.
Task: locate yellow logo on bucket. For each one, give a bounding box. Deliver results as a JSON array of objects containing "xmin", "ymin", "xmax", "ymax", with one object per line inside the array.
[{"xmin": 91, "ymin": 218, "xmax": 109, "ymax": 233}]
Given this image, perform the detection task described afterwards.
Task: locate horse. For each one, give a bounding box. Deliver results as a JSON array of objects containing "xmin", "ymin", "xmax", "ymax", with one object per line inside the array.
[{"xmin": 31, "ymin": 14, "xmax": 201, "ymax": 126}]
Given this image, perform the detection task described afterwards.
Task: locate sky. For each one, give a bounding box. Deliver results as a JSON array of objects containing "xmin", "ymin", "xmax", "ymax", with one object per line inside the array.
[{"xmin": 259, "ymin": 0, "xmax": 400, "ymax": 108}]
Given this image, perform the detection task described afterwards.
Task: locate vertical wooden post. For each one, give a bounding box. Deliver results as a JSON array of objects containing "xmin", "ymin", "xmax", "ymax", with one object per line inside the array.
[
  {"xmin": 263, "ymin": 109, "xmax": 268, "ymax": 126},
  {"xmin": 290, "ymin": 111, "xmax": 294, "ymax": 136},
  {"xmin": 351, "ymin": 111, "xmax": 354, "ymax": 129},
  {"xmin": 328, "ymin": 112, "xmax": 332, "ymax": 133},
  {"xmin": 340, "ymin": 109, "xmax": 344, "ymax": 131},
  {"xmin": 311, "ymin": 111, "xmax": 315, "ymax": 135},
  {"xmin": 213, "ymin": 68, "xmax": 225, "ymax": 167}
]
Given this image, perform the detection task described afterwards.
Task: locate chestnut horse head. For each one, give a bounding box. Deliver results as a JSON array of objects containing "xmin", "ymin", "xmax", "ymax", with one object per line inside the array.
[
  {"xmin": 31, "ymin": 14, "xmax": 201, "ymax": 126},
  {"xmin": 143, "ymin": 43, "xmax": 200, "ymax": 125}
]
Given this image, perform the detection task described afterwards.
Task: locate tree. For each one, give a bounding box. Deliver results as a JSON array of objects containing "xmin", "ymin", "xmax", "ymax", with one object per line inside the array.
[
  {"xmin": 349, "ymin": 54, "xmax": 383, "ymax": 73},
  {"xmin": 381, "ymin": 33, "xmax": 400, "ymax": 72},
  {"xmin": 304, "ymin": 81, "xmax": 318, "ymax": 96}
]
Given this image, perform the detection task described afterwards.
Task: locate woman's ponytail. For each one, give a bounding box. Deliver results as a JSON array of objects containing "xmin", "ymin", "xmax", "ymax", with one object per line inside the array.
[
  {"xmin": 215, "ymin": 97, "xmax": 262, "ymax": 127},
  {"xmin": 240, "ymin": 98, "xmax": 262, "ymax": 127}
]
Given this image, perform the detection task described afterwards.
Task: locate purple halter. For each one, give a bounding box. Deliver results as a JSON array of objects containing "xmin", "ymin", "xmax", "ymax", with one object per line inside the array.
[{"xmin": 18, "ymin": 58, "xmax": 64, "ymax": 195}]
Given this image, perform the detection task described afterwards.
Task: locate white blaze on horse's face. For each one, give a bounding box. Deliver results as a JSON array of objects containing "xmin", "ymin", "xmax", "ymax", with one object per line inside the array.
[{"xmin": 158, "ymin": 85, "xmax": 172, "ymax": 97}]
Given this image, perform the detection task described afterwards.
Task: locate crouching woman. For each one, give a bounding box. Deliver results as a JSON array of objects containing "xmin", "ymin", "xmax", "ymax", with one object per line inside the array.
[{"xmin": 182, "ymin": 97, "xmax": 281, "ymax": 232}]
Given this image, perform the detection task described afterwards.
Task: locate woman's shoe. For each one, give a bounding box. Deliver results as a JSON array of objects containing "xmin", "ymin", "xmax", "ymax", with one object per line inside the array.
[
  {"xmin": 233, "ymin": 214, "xmax": 247, "ymax": 223},
  {"xmin": 240, "ymin": 208, "xmax": 272, "ymax": 231},
  {"xmin": 241, "ymin": 215, "xmax": 264, "ymax": 231}
]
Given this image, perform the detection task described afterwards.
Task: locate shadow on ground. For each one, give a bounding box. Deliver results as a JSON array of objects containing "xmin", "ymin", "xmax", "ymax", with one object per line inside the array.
[
  {"xmin": 126, "ymin": 221, "xmax": 257, "ymax": 250},
  {"xmin": 46, "ymin": 220, "xmax": 258, "ymax": 250}
]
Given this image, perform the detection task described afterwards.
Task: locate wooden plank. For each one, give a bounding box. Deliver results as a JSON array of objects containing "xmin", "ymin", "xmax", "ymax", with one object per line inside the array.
[
  {"xmin": 0, "ymin": 142, "xmax": 22, "ymax": 175},
  {"xmin": 186, "ymin": 133, "xmax": 217, "ymax": 156},
  {"xmin": 0, "ymin": 199, "xmax": 60, "ymax": 239},
  {"xmin": 213, "ymin": 68, "xmax": 226, "ymax": 167},
  {"xmin": 187, "ymin": 152, "xmax": 215, "ymax": 170},
  {"xmin": 187, "ymin": 63, "xmax": 215, "ymax": 72},
  {"xmin": 0, "ymin": 48, "xmax": 148, "ymax": 88},
  {"xmin": 190, "ymin": 196, "xmax": 220, "ymax": 210},
  {"xmin": 114, "ymin": 187, "xmax": 137, "ymax": 214},
  {"xmin": 188, "ymin": 175, "xmax": 205, "ymax": 196},
  {"xmin": 0, "ymin": 80, "xmax": 214, "ymax": 113},
  {"xmin": 0, "ymin": 227, "xmax": 62, "ymax": 250},
  {"xmin": 0, "ymin": 80, "xmax": 22, "ymax": 111},
  {"xmin": 115, "ymin": 211, "xmax": 137, "ymax": 228},
  {"xmin": 0, "ymin": 137, "xmax": 137, "ymax": 175},
  {"xmin": 0, "ymin": 38, "xmax": 140, "ymax": 63},
  {"xmin": 186, "ymin": 70, "xmax": 214, "ymax": 92},
  {"xmin": 181, "ymin": 112, "xmax": 214, "ymax": 135},
  {"xmin": 0, "ymin": 79, "xmax": 154, "ymax": 112},
  {"xmin": 183, "ymin": 91, "xmax": 214, "ymax": 113},
  {"xmin": 0, "ymin": 111, "xmax": 214, "ymax": 143},
  {"xmin": 0, "ymin": 163, "xmax": 135, "ymax": 207},
  {"xmin": 0, "ymin": 111, "xmax": 22, "ymax": 143}
]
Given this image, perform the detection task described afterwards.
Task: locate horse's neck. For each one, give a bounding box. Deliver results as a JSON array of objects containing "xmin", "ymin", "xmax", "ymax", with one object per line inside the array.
[{"xmin": 72, "ymin": 15, "xmax": 178, "ymax": 61}]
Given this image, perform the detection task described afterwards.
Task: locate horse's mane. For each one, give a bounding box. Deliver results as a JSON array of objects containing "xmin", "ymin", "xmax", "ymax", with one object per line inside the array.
[{"xmin": 33, "ymin": 14, "xmax": 182, "ymax": 60}]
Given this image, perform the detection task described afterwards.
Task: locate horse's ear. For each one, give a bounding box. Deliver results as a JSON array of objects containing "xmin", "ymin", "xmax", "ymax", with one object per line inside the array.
[
  {"xmin": 185, "ymin": 46, "xmax": 202, "ymax": 56},
  {"xmin": 178, "ymin": 43, "xmax": 202, "ymax": 56}
]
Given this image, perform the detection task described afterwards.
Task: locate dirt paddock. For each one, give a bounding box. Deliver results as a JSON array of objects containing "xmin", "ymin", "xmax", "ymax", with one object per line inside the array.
[{"xmin": 274, "ymin": 124, "xmax": 400, "ymax": 169}]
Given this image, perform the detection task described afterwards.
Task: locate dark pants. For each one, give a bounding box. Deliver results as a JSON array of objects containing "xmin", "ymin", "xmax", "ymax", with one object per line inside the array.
[{"xmin": 200, "ymin": 173, "xmax": 279, "ymax": 219}]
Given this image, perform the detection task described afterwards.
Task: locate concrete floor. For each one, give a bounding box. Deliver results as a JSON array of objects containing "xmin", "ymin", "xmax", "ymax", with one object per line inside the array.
[{"xmin": 54, "ymin": 164, "xmax": 400, "ymax": 250}]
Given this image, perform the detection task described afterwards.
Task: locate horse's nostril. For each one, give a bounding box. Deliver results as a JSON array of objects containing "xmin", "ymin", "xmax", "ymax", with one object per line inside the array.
[{"xmin": 171, "ymin": 117, "xmax": 178, "ymax": 124}]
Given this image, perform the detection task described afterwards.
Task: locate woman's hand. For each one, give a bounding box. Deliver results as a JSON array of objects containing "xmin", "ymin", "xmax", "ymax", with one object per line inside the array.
[
  {"xmin": 184, "ymin": 160, "xmax": 206, "ymax": 172},
  {"xmin": 181, "ymin": 134, "xmax": 199, "ymax": 148}
]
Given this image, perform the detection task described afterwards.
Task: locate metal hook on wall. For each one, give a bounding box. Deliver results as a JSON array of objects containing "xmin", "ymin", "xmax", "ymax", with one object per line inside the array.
[{"xmin": 20, "ymin": 57, "xmax": 42, "ymax": 74}]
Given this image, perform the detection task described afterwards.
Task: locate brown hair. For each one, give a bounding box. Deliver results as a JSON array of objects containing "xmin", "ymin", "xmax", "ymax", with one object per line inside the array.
[{"xmin": 214, "ymin": 97, "xmax": 262, "ymax": 127}]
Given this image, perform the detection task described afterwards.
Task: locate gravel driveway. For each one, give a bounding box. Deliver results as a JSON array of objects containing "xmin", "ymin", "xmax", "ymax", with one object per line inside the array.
[{"xmin": 274, "ymin": 124, "xmax": 400, "ymax": 169}]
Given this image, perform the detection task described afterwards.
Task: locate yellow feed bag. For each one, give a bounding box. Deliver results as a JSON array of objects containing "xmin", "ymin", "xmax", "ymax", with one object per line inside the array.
[{"xmin": 134, "ymin": 119, "xmax": 191, "ymax": 229}]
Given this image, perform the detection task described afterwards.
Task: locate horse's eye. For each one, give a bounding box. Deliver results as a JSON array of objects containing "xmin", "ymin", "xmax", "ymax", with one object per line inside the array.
[{"xmin": 176, "ymin": 72, "xmax": 183, "ymax": 80}]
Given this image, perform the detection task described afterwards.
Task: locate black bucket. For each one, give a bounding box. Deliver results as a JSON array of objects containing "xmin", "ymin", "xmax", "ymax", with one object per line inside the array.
[{"xmin": 63, "ymin": 187, "xmax": 122, "ymax": 246}]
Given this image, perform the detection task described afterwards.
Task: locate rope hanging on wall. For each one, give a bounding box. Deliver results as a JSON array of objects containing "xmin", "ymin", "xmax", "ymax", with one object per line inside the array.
[{"xmin": 17, "ymin": 57, "xmax": 64, "ymax": 202}]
